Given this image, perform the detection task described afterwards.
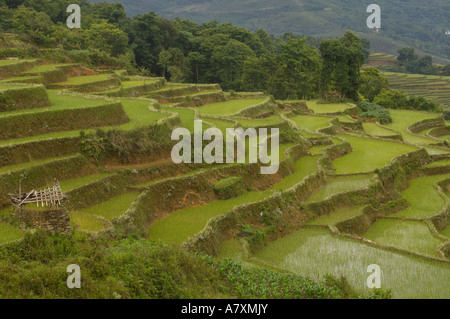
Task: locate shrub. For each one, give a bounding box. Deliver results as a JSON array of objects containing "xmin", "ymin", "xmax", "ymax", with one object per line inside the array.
[
  {"xmin": 374, "ymin": 89, "xmax": 440, "ymax": 112},
  {"xmin": 358, "ymin": 101, "xmax": 392, "ymax": 124},
  {"xmin": 213, "ymin": 176, "xmax": 246, "ymax": 199}
]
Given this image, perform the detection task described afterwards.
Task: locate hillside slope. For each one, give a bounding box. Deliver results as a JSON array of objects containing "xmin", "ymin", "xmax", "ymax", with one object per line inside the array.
[{"xmin": 94, "ymin": 0, "xmax": 450, "ymax": 62}]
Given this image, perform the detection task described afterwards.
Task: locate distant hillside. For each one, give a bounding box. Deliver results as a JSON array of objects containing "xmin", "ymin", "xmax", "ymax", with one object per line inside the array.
[{"xmin": 93, "ymin": 0, "xmax": 450, "ymax": 62}]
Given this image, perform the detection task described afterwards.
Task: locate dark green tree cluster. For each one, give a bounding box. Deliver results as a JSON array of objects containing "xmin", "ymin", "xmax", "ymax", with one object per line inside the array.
[
  {"xmin": 395, "ymin": 47, "xmax": 449, "ymax": 76},
  {"xmin": 374, "ymin": 88, "xmax": 440, "ymax": 112},
  {"xmin": 0, "ymin": 1, "xmax": 370, "ymax": 101}
]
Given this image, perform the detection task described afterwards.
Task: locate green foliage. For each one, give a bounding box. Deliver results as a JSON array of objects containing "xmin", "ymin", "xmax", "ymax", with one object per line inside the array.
[
  {"xmin": 320, "ymin": 32, "xmax": 366, "ymax": 101},
  {"xmin": 396, "ymin": 47, "xmax": 437, "ymax": 75},
  {"xmin": 374, "ymin": 88, "xmax": 440, "ymax": 112},
  {"xmin": 358, "ymin": 101, "xmax": 392, "ymax": 124},
  {"xmin": 214, "ymin": 176, "xmax": 245, "ymax": 200},
  {"xmin": 359, "ymin": 67, "xmax": 389, "ymax": 102}
]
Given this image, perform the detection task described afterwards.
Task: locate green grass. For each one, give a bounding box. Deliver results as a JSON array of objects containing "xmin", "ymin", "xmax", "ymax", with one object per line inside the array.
[
  {"xmin": 82, "ymin": 192, "xmax": 139, "ymax": 221},
  {"xmin": 307, "ymin": 205, "xmax": 365, "ymax": 225},
  {"xmin": 332, "ymin": 134, "xmax": 417, "ymax": 174},
  {"xmin": 306, "ymin": 174, "xmax": 375, "ymax": 203},
  {"xmin": 58, "ymin": 74, "xmax": 112, "ymax": 86},
  {"xmin": 0, "ymin": 222, "xmax": 24, "ymax": 244},
  {"xmin": 68, "ymin": 211, "xmax": 107, "ymax": 232},
  {"xmin": 363, "ymin": 122, "xmax": 396, "ymax": 136},
  {"xmin": 290, "ymin": 115, "xmax": 332, "ymax": 132},
  {"xmin": 363, "ymin": 219, "xmax": 444, "ymax": 258},
  {"xmin": 147, "ymin": 190, "xmax": 273, "ymax": 246},
  {"xmin": 392, "ymin": 173, "xmax": 450, "ymax": 219},
  {"xmin": 253, "ymin": 227, "xmax": 450, "ymax": 298},
  {"xmin": 306, "ymin": 101, "xmax": 352, "ymax": 114},
  {"xmin": 197, "ymin": 98, "xmax": 267, "ymax": 116},
  {"xmin": 59, "ymin": 173, "xmax": 113, "ymax": 192},
  {"xmin": 385, "ymin": 110, "xmax": 440, "ymax": 145}
]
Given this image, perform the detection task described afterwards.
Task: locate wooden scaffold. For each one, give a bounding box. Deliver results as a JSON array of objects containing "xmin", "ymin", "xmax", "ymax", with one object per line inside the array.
[{"xmin": 9, "ymin": 179, "xmax": 67, "ymax": 215}]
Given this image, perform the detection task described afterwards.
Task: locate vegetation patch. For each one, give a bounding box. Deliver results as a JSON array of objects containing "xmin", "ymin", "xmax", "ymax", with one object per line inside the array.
[{"xmin": 214, "ymin": 176, "xmax": 246, "ymax": 200}]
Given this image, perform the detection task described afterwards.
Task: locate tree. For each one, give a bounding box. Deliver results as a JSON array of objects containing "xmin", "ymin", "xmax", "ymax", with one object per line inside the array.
[
  {"xmin": 319, "ymin": 31, "xmax": 366, "ymax": 100},
  {"xmin": 211, "ymin": 39, "xmax": 255, "ymax": 90},
  {"xmin": 87, "ymin": 20, "xmax": 129, "ymax": 57},
  {"xmin": 187, "ymin": 52, "xmax": 205, "ymax": 83},
  {"xmin": 359, "ymin": 67, "xmax": 389, "ymax": 102},
  {"xmin": 271, "ymin": 38, "xmax": 320, "ymax": 99},
  {"xmin": 158, "ymin": 49, "xmax": 172, "ymax": 78}
]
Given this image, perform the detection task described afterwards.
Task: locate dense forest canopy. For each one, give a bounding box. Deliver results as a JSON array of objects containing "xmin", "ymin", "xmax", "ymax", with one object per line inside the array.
[
  {"xmin": 0, "ymin": 0, "xmax": 442, "ymax": 113},
  {"xmin": 92, "ymin": 0, "xmax": 450, "ymax": 61}
]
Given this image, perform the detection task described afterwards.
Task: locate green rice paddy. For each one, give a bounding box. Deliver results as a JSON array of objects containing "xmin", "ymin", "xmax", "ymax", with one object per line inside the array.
[
  {"xmin": 82, "ymin": 192, "xmax": 140, "ymax": 221},
  {"xmin": 332, "ymin": 134, "xmax": 417, "ymax": 174},
  {"xmin": 197, "ymin": 98, "xmax": 267, "ymax": 116},
  {"xmin": 307, "ymin": 205, "xmax": 365, "ymax": 225},
  {"xmin": 363, "ymin": 219, "xmax": 444, "ymax": 258},
  {"xmin": 148, "ymin": 154, "xmax": 317, "ymax": 246},
  {"xmin": 148, "ymin": 190, "xmax": 273, "ymax": 246},
  {"xmin": 290, "ymin": 115, "xmax": 332, "ymax": 132},
  {"xmin": 363, "ymin": 122, "xmax": 396, "ymax": 137},
  {"xmin": 423, "ymin": 159, "xmax": 450, "ymax": 168},
  {"xmin": 58, "ymin": 74, "xmax": 113, "ymax": 86},
  {"xmin": 59, "ymin": 173, "xmax": 113, "ymax": 192},
  {"xmin": 68, "ymin": 211, "xmax": 107, "ymax": 232},
  {"xmin": 0, "ymin": 59, "xmax": 27, "ymax": 66},
  {"xmin": 272, "ymin": 156, "xmax": 318, "ymax": 191},
  {"xmin": 392, "ymin": 173, "xmax": 450, "ymax": 219},
  {"xmin": 385, "ymin": 110, "xmax": 440, "ymax": 145},
  {"xmin": 306, "ymin": 100, "xmax": 352, "ymax": 114},
  {"xmin": 23, "ymin": 64, "xmax": 66, "ymax": 73},
  {"xmin": 253, "ymin": 227, "xmax": 450, "ymax": 298},
  {"xmin": 306, "ymin": 174, "xmax": 375, "ymax": 203}
]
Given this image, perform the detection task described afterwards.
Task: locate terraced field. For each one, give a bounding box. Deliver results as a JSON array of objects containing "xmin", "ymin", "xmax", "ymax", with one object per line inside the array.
[
  {"xmin": 382, "ymin": 71, "xmax": 450, "ymax": 110},
  {"xmin": 0, "ymin": 58, "xmax": 449, "ymax": 299}
]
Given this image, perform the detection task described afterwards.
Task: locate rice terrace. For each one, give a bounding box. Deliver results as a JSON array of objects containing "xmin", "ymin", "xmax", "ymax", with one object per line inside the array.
[{"xmin": 0, "ymin": 0, "xmax": 449, "ymax": 301}]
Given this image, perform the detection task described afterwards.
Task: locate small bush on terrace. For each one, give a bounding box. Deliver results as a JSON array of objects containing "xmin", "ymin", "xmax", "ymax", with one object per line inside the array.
[{"xmin": 358, "ymin": 101, "xmax": 392, "ymax": 124}]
